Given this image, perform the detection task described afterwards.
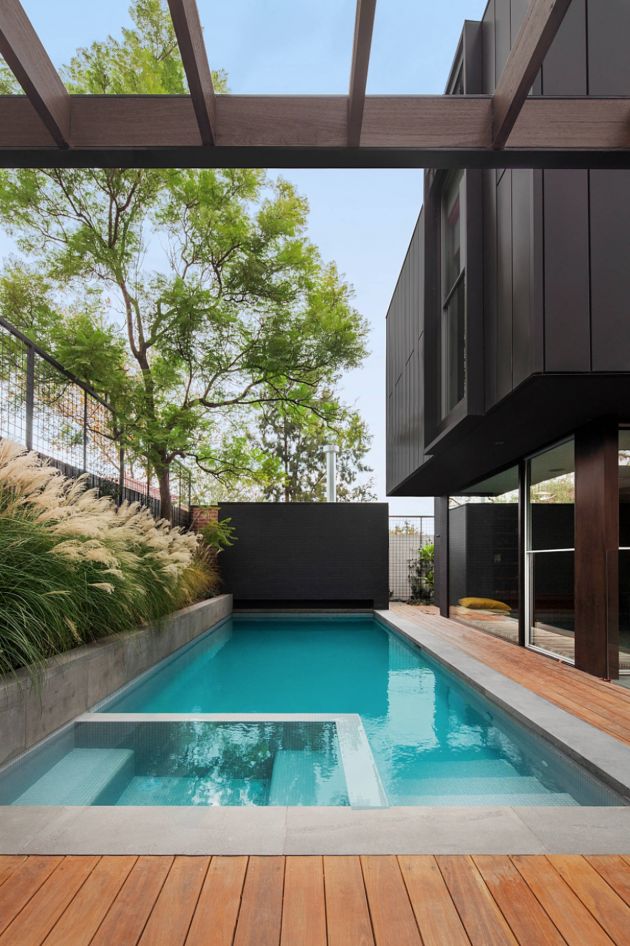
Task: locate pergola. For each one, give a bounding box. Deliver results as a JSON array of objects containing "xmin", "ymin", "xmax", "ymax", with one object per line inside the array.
[{"xmin": 0, "ymin": 0, "xmax": 628, "ymax": 169}]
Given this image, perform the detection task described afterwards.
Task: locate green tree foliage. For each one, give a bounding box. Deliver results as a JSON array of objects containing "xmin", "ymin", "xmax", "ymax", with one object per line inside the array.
[
  {"xmin": 257, "ymin": 394, "xmax": 375, "ymax": 502},
  {"xmin": 0, "ymin": 1, "xmax": 368, "ymax": 516}
]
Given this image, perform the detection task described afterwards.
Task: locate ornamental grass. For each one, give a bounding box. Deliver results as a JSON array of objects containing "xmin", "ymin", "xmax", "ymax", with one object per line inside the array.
[{"xmin": 0, "ymin": 439, "xmax": 218, "ymax": 674}]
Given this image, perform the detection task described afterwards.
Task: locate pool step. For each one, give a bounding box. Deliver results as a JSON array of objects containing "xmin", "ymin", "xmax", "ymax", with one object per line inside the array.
[
  {"xmin": 402, "ymin": 776, "xmax": 555, "ymax": 798},
  {"xmin": 268, "ymin": 750, "xmax": 348, "ymax": 806},
  {"xmin": 13, "ymin": 748, "xmax": 134, "ymax": 806},
  {"xmin": 397, "ymin": 792, "xmax": 578, "ymax": 807},
  {"xmin": 410, "ymin": 759, "xmax": 523, "ymax": 780},
  {"xmin": 115, "ymin": 775, "xmax": 268, "ymax": 806}
]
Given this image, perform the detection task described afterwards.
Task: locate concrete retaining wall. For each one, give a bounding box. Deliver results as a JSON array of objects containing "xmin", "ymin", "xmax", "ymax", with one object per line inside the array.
[{"xmin": 0, "ymin": 594, "xmax": 232, "ymax": 767}]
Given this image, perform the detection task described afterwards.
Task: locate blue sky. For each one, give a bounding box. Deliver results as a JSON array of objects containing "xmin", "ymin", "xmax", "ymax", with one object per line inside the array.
[{"xmin": 3, "ymin": 1, "xmax": 488, "ymax": 513}]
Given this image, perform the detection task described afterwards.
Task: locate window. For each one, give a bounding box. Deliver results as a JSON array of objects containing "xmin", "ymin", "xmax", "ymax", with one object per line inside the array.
[{"xmin": 440, "ymin": 171, "xmax": 466, "ymax": 419}]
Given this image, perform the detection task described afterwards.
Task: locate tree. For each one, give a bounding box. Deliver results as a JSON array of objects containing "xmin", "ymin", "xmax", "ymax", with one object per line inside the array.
[
  {"xmin": 257, "ymin": 394, "xmax": 375, "ymax": 502},
  {"xmin": 0, "ymin": 1, "xmax": 368, "ymax": 517}
]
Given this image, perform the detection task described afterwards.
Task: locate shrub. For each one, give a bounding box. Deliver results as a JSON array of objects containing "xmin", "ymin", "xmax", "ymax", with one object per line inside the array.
[
  {"xmin": 0, "ymin": 439, "xmax": 218, "ymax": 674},
  {"xmin": 409, "ymin": 543, "xmax": 435, "ymax": 603},
  {"xmin": 200, "ymin": 515, "xmax": 236, "ymax": 552}
]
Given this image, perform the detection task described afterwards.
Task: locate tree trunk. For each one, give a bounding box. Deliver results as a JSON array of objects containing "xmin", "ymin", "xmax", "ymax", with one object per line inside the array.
[{"xmin": 157, "ymin": 464, "xmax": 172, "ymax": 522}]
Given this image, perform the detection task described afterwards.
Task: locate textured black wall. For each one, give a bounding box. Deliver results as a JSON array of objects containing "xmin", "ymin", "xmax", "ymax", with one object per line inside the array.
[
  {"xmin": 385, "ymin": 211, "xmax": 424, "ymax": 494},
  {"xmin": 218, "ymin": 503, "xmax": 389, "ymax": 609}
]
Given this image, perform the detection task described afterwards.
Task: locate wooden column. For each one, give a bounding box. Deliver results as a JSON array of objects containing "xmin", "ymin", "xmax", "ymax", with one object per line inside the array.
[
  {"xmin": 434, "ymin": 496, "xmax": 449, "ymax": 617},
  {"xmin": 574, "ymin": 420, "xmax": 619, "ymax": 678}
]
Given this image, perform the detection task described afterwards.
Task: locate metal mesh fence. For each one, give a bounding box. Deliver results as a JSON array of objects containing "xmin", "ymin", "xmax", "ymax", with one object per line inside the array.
[
  {"xmin": 389, "ymin": 515, "xmax": 435, "ymax": 602},
  {"xmin": 0, "ymin": 322, "xmax": 27, "ymax": 445},
  {"xmin": 0, "ymin": 316, "xmax": 191, "ymax": 526}
]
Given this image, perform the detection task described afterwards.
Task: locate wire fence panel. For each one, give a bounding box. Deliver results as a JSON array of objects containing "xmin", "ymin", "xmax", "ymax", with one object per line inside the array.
[
  {"xmin": 0, "ymin": 321, "xmax": 28, "ymax": 445},
  {"xmin": 389, "ymin": 515, "xmax": 435, "ymax": 602},
  {"xmin": 0, "ymin": 316, "xmax": 191, "ymax": 526}
]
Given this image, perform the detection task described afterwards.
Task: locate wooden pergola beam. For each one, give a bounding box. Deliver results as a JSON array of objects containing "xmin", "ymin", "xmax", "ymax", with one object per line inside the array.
[
  {"xmin": 0, "ymin": 94, "xmax": 629, "ymax": 168},
  {"xmin": 0, "ymin": 0, "xmax": 70, "ymax": 147},
  {"xmin": 166, "ymin": 0, "xmax": 216, "ymax": 145},
  {"xmin": 348, "ymin": 0, "xmax": 377, "ymax": 147},
  {"xmin": 493, "ymin": 0, "xmax": 573, "ymax": 148}
]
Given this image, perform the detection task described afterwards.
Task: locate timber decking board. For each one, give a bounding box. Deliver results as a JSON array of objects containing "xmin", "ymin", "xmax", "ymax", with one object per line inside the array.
[
  {"xmin": 0, "ymin": 855, "xmax": 99, "ymax": 946},
  {"xmin": 324, "ymin": 855, "xmax": 375, "ymax": 946},
  {"xmin": 436, "ymin": 855, "xmax": 520, "ymax": 946},
  {"xmin": 89, "ymin": 855, "xmax": 173, "ymax": 946},
  {"xmin": 510, "ymin": 855, "xmax": 617, "ymax": 946},
  {"xmin": 0, "ymin": 856, "xmax": 629, "ymax": 945},
  {"xmin": 185, "ymin": 856, "xmax": 248, "ymax": 946},
  {"xmin": 232, "ymin": 856, "xmax": 284, "ymax": 946},
  {"xmin": 586, "ymin": 856, "xmax": 630, "ymax": 908},
  {"xmin": 472, "ymin": 855, "xmax": 567, "ymax": 946},
  {"xmin": 398, "ymin": 855, "xmax": 471, "ymax": 946},
  {"xmin": 0, "ymin": 856, "xmax": 26, "ymax": 888},
  {"xmin": 42, "ymin": 855, "xmax": 136, "ymax": 946},
  {"xmin": 360, "ymin": 855, "xmax": 422, "ymax": 946},
  {"xmin": 548, "ymin": 856, "xmax": 630, "ymax": 946},
  {"xmin": 280, "ymin": 856, "xmax": 327, "ymax": 946},
  {"xmin": 138, "ymin": 855, "xmax": 209, "ymax": 946},
  {"xmin": 390, "ymin": 604, "xmax": 630, "ymax": 746},
  {"xmin": 0, "ymin": 856, "xmax": 63, "ymax": 937}
]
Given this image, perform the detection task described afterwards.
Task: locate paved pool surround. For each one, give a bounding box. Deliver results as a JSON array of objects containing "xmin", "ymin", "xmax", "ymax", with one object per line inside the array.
[{"xmin": 0, "ymin": 594, "xmax": 233, "ymax": 767}]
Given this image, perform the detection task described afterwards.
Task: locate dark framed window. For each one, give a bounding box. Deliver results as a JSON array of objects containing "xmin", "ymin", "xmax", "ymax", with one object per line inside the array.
[{"xmin": 440, "ymin": 171, "xmax": 466, "ymax": 420}]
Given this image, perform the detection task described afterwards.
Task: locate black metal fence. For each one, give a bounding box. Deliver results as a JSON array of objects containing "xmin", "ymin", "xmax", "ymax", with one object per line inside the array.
[
  {"xmin": 389, "ymin": 515, "xmax": 435, "ymax": 602},
  {"xmin": 0, "ymin": 316, "xmax": 191, "ymax": 526}
]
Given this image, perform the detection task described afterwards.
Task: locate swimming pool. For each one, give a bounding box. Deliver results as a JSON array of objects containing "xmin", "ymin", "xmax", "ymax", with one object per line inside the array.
[{"xmin": 2, "ymin": 613, "xmax": 625, "ymax": 808}]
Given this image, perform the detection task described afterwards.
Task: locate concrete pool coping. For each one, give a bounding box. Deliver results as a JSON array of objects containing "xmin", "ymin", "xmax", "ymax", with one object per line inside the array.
[{"xmin": 1, "ymin": 607, "xmax": 630, "ymax": 854}]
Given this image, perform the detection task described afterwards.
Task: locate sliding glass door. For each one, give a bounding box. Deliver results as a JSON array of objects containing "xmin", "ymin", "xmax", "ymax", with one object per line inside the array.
[{"xmin": 525, "ymin": 440, "xmax": 575, "ymax": 662}]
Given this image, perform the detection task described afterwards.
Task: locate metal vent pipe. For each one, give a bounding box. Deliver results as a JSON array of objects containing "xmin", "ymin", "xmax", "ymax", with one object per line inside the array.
[{"xmin": 323, "ymin": 444, "xmax": 339, "ymax": 502}]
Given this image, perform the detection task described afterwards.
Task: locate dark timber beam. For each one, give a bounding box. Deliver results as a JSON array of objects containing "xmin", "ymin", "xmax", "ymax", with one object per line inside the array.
[
  {"xmin": 0, "ymin": 0, "xmax": 70, "ymax": 148},
  {"xmin": 493, "ymin": 0, "xmax": 573, "ymax": 149},
  {"xmin": 166, "ymin": 0, "xmax": 216, "ymax": 145},
  {"xmin": 0, "ymin": 94, "xmax": 629, "ymax": 168},
  {"xmin": 348, "ymin": 0, "xmax": 377, "ymax": 147}
]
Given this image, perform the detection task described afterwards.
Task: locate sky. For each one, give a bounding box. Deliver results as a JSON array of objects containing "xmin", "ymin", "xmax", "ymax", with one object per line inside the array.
[{"xmin": 1, "ymin": 1, "xmax": 488, "ymax": 515}]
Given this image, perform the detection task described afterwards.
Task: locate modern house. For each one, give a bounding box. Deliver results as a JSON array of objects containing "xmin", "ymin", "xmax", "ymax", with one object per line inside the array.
[{"xmin": 386, "ymin": 0, "xmax": 630, "ymax": 680}]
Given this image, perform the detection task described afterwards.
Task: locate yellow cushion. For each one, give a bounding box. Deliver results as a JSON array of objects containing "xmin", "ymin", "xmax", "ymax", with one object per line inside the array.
[{"xmin": 458, "ymin": 597, "xmax": 511, "ymax": 612}]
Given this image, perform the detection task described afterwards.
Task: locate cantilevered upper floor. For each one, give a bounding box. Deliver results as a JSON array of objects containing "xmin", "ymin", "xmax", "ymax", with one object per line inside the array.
[{"xmin": 386, "ymin": 0, "xmax": 630, "ymax": 497}]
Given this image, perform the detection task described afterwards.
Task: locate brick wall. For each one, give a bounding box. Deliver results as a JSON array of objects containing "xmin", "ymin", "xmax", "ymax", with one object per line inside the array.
[{"xmin": 190, "ymin": 505, "xmax": 219, "ymax": 532}]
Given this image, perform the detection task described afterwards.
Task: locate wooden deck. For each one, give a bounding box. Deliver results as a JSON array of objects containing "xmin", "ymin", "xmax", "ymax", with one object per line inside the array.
[
  {"xmin": 391, "ymin": 603, "xmax": 630, "ymax": 748},
  {"xmin": 1, "ymin": 853, "xmax": 630, "ymax": 945}
]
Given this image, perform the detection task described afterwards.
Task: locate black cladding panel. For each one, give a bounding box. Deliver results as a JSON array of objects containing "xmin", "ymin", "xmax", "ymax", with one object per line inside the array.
[{"xmin": 218, "ymin": 503, "xmax": 389, "ymax": 610}]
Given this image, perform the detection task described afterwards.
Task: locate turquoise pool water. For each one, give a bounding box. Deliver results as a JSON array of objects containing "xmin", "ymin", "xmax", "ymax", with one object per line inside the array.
[{"xmin": 89, "ymin": 614, "xmax": 622, "ymax": 807}]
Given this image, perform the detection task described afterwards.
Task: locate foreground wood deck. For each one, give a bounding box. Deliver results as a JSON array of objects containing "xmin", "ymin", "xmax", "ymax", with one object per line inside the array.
[
  {"xmin": 391, "ymin": 603, "xmax": 630, "ymax": 748},
  {"xmin": 1, "ymin": 853, "xmax": 630, "ymax": 946}
]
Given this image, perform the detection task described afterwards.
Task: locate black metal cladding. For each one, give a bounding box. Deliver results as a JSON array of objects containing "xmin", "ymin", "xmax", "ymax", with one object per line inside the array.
[
  {"xmin": 218, "ymin": 502, "xmax": 389, "ymax": 610},
  {"xmin": 385, "ymin": 212, "xmax": 424, "ymax": 495},
  {"xmin": 386, "ymin": 0, "xmax": 630, "ymax": 498}
]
